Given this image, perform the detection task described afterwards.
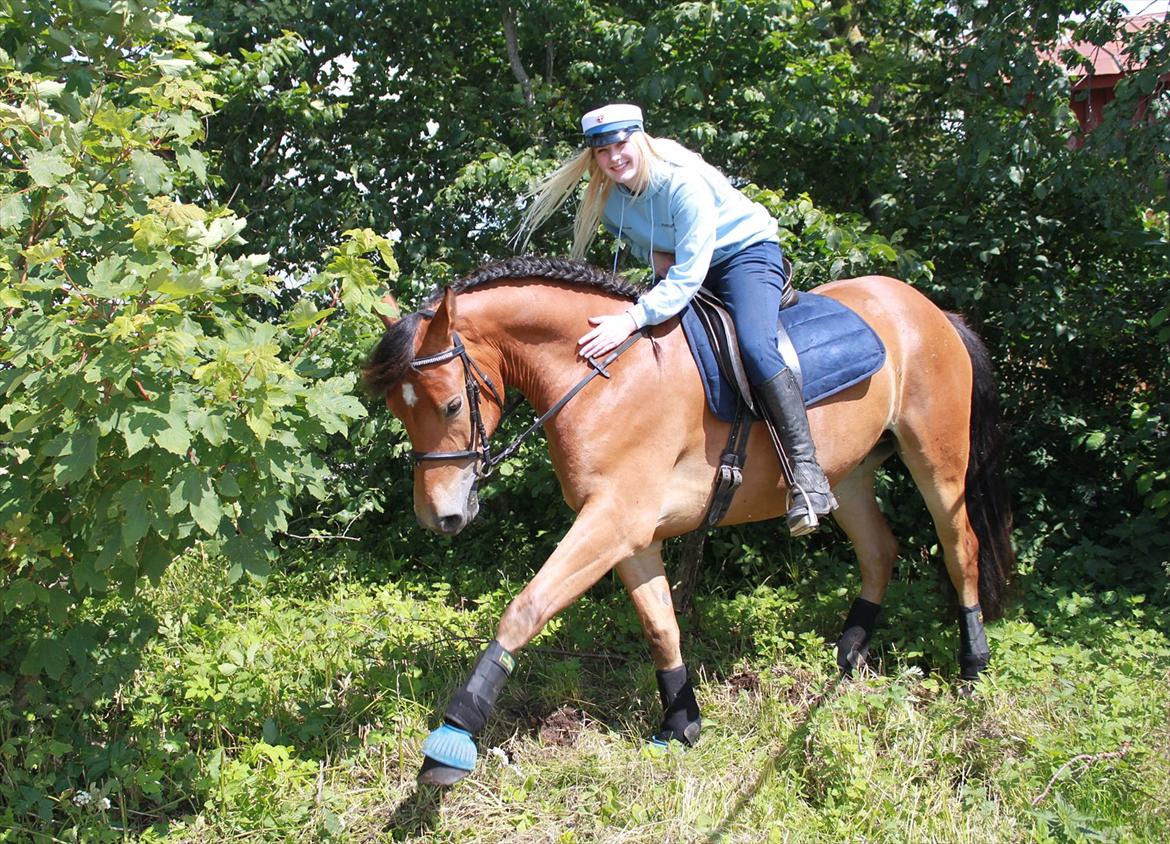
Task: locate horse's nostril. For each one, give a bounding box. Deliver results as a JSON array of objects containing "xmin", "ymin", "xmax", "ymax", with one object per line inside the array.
[{"xmin": 438, "ymin": 514, "xmax": 464, "ymax": 534}]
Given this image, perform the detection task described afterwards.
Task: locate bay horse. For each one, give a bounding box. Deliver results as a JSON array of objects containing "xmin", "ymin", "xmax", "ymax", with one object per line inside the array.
[{"xmin": 364, "ymin": 256, "xmax": 1014, "ymax": 785}]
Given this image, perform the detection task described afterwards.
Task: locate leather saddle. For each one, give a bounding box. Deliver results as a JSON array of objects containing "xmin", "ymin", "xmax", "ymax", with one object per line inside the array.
[
  {"xmin": 683, "ymin": 263, "xmax": 886, "ymax": 525},
  {"xmin": 689, "ymin": 282, "xmax": 802, "ymax": 418}
]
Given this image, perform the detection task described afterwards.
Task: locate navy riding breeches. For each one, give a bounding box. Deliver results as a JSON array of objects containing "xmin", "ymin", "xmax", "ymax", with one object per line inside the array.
[{"xmin": 701, "ymin": 239, "xmax": 790, "ymax": 386}]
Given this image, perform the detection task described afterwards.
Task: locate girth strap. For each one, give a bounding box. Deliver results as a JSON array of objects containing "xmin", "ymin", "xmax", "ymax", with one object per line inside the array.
[{"xmin": 703, "ymin": 398, "xmax": 753, "ymax": 527}]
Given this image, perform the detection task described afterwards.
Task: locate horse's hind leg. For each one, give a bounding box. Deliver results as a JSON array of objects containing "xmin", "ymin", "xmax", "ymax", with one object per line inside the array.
[
  {"xmin": 616, "ymin": 543, "xmax": 701, "ymax": 745},
  {"xmin": 894, "ymin": 420, "xmax": 990, "ymax": 681},
  {"xmin": 832, "ymin": 464, "xmax": 900, "ymax": 674}
]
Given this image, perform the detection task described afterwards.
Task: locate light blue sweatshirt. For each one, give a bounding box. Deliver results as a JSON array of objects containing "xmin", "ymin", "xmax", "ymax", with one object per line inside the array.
[{"xmin": 602, "ymin": 139, "xmax": 779, "ymax": 328}]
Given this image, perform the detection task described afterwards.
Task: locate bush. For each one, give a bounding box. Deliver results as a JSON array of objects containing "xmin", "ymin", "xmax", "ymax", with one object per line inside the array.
[{"xmin": 0, "ymin": 4, "xmax": 392, "ymax": 678}]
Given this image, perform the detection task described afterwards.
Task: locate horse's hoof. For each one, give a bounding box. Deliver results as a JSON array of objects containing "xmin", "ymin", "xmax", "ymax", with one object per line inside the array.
[
  {"xmin": 836, "ymin": 630, "xmax": 870, "ymax": 677},
  {"xmin": 837, "ymin": 645, "xmax": 868, "ymax": 676},
  {"xmin": 417, "ymin": 723, "xmax": 476, "ymax": 786},
  {"xmin": 650, "ymin": 723, "xmax": 700, "ymax": 748},
  {"xmin": 957, "ymin": 674, "xmax": 982, "ymax": 698},
  {"xmin": 418, "ymin": 755, "xmax": 472, "ymax": 786}
]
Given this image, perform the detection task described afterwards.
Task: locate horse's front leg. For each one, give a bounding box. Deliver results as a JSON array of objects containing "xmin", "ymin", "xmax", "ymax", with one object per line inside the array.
[
  {"xmin": 616, "ymin": 543, "xmax": 701, "ymax": 746},
  {"xmin": 418, "ymin": 502, "xmax": 657, "ymax": 785}
]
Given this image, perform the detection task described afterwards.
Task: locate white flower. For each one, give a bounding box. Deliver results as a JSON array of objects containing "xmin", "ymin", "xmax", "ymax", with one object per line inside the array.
[
  {"xmin": 72, "ymin": 790, "xmax": 91, "ymax": 806},
  {"xmin": 488, "ymin": 747, "xmax": 522, "ymax": 776},
  {"xmin": 98, "ymin": 797, "xmax": 112, "ymax": 810}
]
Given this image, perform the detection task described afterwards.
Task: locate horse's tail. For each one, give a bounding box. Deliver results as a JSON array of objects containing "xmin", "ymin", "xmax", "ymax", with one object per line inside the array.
[{"xmin": 947, "ymin": 313, "xmax": 1016, "ymax": 621}]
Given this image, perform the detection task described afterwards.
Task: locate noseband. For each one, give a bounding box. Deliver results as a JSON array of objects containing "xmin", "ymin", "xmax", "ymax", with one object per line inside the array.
[{"xmin": 408, "ymin": 330, "xmax": 645, "ymax": 478}]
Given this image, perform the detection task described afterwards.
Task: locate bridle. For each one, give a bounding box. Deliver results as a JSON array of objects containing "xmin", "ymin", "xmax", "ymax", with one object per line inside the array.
[
  {"xmin": 408, "ymin": 332, "xmax": 504, "ymax": 474},
  {"xmin": 408, "ymin": 329, "xmax": 645, "ymax": 478}
]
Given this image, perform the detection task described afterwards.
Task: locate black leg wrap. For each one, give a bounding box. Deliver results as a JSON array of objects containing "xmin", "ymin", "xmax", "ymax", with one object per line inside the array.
[
  {"xmin": 655, "ymin": 665, "xmax": 701, "ymax": 746},
  {"xmin": 443, "ymin": 640, "xmax": 515, "ymax": 735},
  {"xmin": 837, "ymin": 598, "xmax": 881, "ymax": 675},
  {"xmin": 958, "ymin": 604, "xmax": 990, "ymax": 681}
]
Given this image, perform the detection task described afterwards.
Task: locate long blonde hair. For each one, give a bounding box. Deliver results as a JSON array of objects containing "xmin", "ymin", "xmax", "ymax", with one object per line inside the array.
[{"xmin": 515, "ymin": 132, "xmax": 664, "ymax": 259}]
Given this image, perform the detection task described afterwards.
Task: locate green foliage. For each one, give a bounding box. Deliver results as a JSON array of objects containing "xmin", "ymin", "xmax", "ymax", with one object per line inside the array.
[
  {"xmin": 0, "ymin": 3, "xmax": 394, "ymax": 683},
  {"xmin": 2, "ymin": 540, "xmax": 1166, "ymax": 840},
  {"xmin": 0, "ymin": 0, "xmax": 1167, "ymax": 838}
]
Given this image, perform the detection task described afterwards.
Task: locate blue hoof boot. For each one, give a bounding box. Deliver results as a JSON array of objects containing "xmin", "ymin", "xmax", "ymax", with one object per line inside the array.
[
  {"xmin": 418, "ymin": 724, "xmax": 476, "ymax": 785},
  {"xmin": 648, "ymin": 731, "xmax": 694, "ymax": 749}
]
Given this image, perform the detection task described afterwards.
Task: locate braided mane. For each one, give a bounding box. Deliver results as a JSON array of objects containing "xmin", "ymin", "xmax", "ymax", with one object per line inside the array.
[
  {"xmin": 363, "ymin": 256, "xmax": 639, "ymax": 396},
  {"xmin": 447, "ymin": 256, "xmax": 639, "ymax": 301}
]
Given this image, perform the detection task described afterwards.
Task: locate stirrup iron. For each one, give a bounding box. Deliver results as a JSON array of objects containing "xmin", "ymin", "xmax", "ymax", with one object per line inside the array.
[{"xmin": 786, "ymin": 484, "xmax": 820, "ymax": 536}]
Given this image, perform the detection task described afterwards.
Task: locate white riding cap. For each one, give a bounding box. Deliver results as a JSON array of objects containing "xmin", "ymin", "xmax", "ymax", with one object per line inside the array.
[{"xmin": 581, "ymin": 103, "xmax": 644, "ymax": 148}]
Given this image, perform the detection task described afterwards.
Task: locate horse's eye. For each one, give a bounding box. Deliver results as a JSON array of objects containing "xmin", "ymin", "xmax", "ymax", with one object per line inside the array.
[{"xmin": 444, "ymin": 397, "xmax": 463, "ymax": 418}]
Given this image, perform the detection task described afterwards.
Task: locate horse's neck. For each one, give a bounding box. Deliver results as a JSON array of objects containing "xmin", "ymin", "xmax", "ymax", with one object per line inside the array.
[{"xmin": 459, "ymin": 281, "xmax": 620, "ymax": 409}]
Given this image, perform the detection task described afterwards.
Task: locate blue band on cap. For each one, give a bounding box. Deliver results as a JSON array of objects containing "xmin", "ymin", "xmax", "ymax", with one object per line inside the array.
[{"xmin": 584, "ymin": 123, "xmax": 642, "ymax": 148}]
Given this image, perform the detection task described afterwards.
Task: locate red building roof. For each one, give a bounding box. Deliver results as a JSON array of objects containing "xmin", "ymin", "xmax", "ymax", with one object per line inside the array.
[
  {"xmin": 1040, "ymin": 13, "xmax": 1167, "ymax": 141},
  {"xmin": 1043, "ymin": 14, "xmax": 1165, "ymax": 84}
]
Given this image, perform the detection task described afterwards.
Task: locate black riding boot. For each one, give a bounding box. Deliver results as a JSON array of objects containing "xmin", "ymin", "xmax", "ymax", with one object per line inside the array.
[{"xmin": 755, "ymin": 368, "xmax": 837, "ymax": 535}]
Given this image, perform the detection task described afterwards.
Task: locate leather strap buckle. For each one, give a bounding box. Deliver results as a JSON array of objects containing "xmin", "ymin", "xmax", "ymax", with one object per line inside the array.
[{"xmin": 716, "ymin": 462, "xmax": 742, "ymax": 493}]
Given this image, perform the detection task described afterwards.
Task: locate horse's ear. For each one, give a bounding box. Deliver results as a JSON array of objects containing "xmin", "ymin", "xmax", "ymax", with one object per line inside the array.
[
  {"xmin": 376, "ymin": 292, "xmax": 402, "ymax": 328},
  {"xmin": 419, "ymin": 287, "xmax": 456, "ymax": 352}
]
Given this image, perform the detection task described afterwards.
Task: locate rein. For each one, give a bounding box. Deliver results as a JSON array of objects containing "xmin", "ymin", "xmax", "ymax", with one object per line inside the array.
[{"xmin": 409, "ymin": 330, "xmax": 645, "ymax": 477}]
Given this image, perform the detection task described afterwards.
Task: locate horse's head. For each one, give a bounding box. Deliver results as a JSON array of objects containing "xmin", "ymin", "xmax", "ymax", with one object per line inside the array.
[{"xmin": 365, "ymin": 288, "xmax": 502, "ymax": 536}]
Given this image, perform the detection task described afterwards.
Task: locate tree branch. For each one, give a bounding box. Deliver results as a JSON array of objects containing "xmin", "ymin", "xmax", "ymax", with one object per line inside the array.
[
  {"xmin": 282, "ymin": 532, "xmax": 360, "ymax": 542},
  {"xmin": 503, "ymin": 8, "xmax": 534, "ymax": 106},
  {"xmin": 1031, "ymin": 742, "xmax": 1132, "ymax": 807}
]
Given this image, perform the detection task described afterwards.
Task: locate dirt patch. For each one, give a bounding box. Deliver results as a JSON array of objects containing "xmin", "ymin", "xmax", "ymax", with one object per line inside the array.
[
  {"xmin": 727, "ymin": 668, "xmax": 761, "ymax": 697},
  {"xmin": 537, "ymin": 705, "xmax": 586, "ymax": 747},
  {"xmin": 771, "ymin": 664, "xmax": 820, "ymax": 710}
]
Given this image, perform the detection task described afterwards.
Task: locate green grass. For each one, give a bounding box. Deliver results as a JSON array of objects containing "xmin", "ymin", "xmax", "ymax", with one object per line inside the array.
[{"xmin": 2, "ymin": 539, "xmax": 1168, "ymax": 843}]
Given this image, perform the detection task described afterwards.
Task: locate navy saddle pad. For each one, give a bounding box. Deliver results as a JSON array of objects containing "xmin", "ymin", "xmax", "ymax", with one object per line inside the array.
[{"xmin": 681, "ymin": 292, "xmax": 886, "ymax": 422}]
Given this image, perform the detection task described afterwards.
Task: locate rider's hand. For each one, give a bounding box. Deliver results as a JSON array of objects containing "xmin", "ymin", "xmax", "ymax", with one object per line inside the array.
[
  {"xmin": 578, "ymin": 312, "xmax": 638, "ymax": 360},
  {"xmin": 652, "ymin": 251, "xmax": 676, "ymax": 279}
]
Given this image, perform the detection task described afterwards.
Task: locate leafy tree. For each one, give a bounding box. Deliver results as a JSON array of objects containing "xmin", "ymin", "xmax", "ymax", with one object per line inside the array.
[
  {"xmin": 186, "ymin": 0, "xmax": 1168, "ymax": 578},
  {"xmin": 0, "ymin": 1, "xmax": 389, "ymax": 680},
  {"xmin": 0, "ymin": 0, "xmax": 1166, "ymax": 836}
]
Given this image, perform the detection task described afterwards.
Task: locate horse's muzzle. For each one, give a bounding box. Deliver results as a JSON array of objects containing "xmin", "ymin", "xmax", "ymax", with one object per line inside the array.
[
  {"xmin": 418, "ymin": 481, "xmax": 480, "ymax": 536},
  {"xmin": 436, "ymin": 514, "xmax": 466, "ymax": 535}
]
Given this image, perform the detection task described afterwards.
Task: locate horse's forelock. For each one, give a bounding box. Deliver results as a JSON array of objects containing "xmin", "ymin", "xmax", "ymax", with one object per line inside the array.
[{"xmin": 362, "ymin": 312, "xmax": 426, "ymax": 397}]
